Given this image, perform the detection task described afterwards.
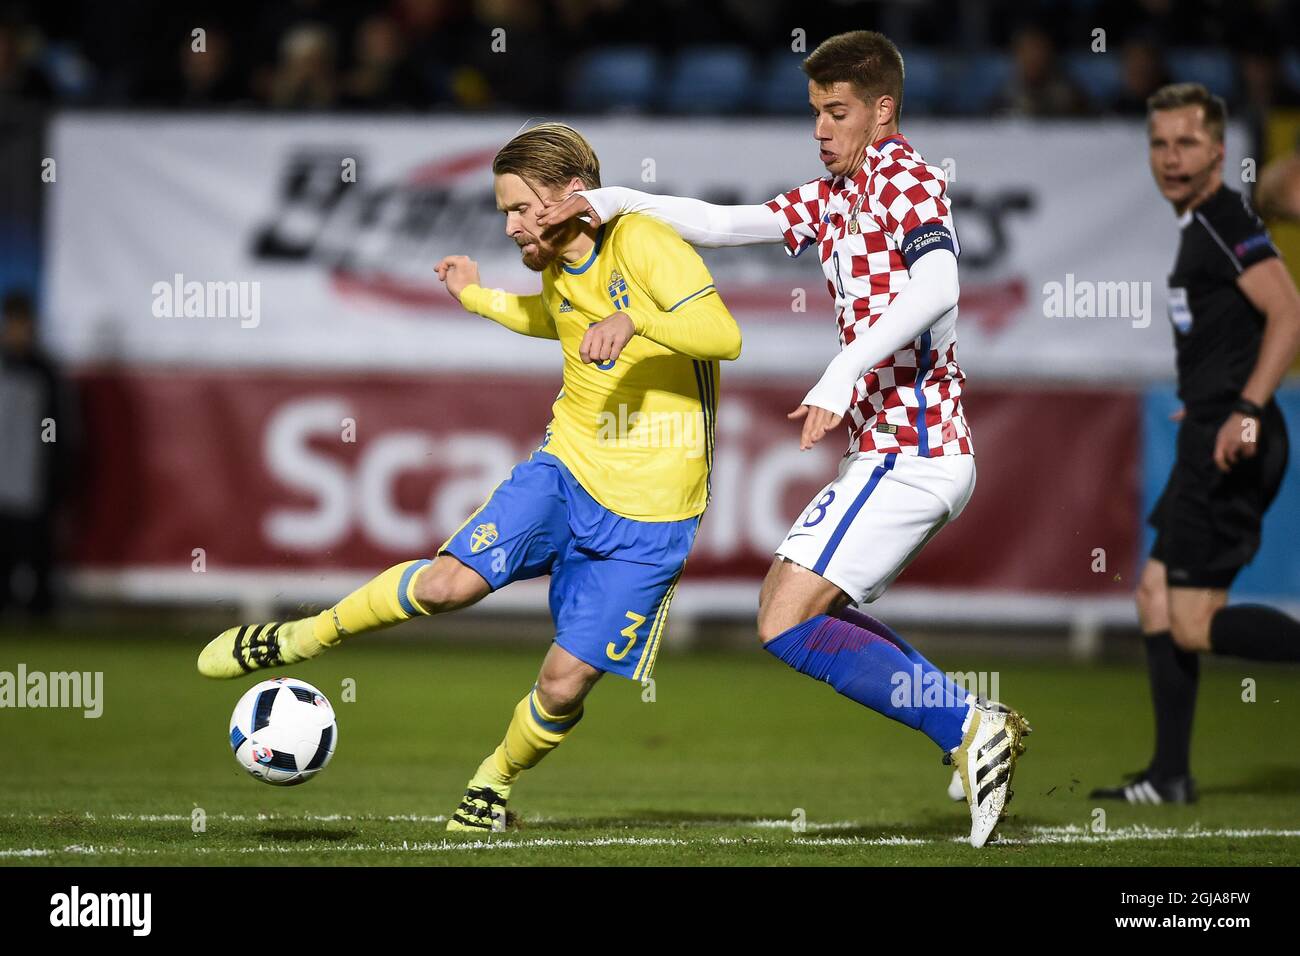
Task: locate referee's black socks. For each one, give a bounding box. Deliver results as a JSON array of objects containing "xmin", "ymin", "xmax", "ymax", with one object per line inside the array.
[
  {"xmin": 1211, "ymin": 605, "xmax": 1300, "ymax": 662},
  {"xmin": 1144, "ymin": 630, "xmax": 1198, "ymax": 780}
]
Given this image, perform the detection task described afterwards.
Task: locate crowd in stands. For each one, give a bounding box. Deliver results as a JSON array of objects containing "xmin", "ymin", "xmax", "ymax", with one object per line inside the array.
[{"xmin": 1, "ymin": 0, "xmax": 1297, "ymax": 116}]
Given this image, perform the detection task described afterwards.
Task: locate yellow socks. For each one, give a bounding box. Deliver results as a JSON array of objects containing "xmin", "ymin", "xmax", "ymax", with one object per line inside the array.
[
  {"xmin": 312, "ymin": 558, "xmax": 433, "ymax": 646},
  {"xmin": 473, "ymin": 688, "xmax": 585, "ymax": 791}
]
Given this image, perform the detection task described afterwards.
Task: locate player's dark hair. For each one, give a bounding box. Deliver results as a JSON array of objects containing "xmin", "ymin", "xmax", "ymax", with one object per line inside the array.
[
  {"xmin": 1147, "ymin": 82, "xmax": 1226, "ymax": 143},
  {"xmin": 802, "ymin": 31, "xmax": 905, "ymax": 122},
  {"xmin": 493, "ymin": 122, "xmax": 602, "ymax": 193}
]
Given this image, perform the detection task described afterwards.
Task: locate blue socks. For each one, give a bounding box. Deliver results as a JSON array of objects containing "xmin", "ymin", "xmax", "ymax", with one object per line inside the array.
[{"xmin": 764, "ymin": 610, "xmax": 971, "ymax": 752}]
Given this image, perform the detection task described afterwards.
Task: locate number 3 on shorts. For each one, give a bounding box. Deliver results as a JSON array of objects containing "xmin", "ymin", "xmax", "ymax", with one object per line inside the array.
[
  {"xmin": 606, "ymin": 611, "xmax": 646, "ymax": 661},
  {"xmin": 803, "ymin": 490, "xmax": 836, "ymax": 527}
]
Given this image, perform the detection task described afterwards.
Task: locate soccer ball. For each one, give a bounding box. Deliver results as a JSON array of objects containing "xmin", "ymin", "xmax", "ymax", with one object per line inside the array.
[{"xmin": 229, "ymin": 677, "xmax": 338, "ymax": 786}]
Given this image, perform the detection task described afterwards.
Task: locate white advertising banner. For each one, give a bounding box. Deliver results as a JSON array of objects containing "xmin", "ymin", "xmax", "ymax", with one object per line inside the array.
[{"xmin": 45, "ymin": 114, "xmax": 1248, "ymax": 381}]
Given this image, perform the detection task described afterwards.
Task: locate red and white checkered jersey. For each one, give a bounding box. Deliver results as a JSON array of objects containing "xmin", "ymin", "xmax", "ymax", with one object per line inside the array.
[{"xmin": 766, "ymin": 134, "xmax": 972, "ymax": 457}]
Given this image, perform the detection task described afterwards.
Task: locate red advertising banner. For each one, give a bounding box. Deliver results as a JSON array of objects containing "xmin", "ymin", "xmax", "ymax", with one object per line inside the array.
[{"xmin": 70, "ymin": 370, "xmax": 1139, "ymax": 595}]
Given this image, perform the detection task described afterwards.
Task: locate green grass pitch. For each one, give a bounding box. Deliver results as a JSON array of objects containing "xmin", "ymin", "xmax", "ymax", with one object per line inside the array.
[{"xmin": 1, "ymin": 628, "xmax": 1297, "ymax": 866}]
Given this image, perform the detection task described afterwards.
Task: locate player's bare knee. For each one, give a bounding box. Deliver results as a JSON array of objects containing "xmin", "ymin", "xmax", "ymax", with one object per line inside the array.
[
  {"xmin": 756, "ymin": 604, "xmax": 790, "ymax": 644},
  {"xmin": 414, "ymin": 558, "xmax": 484, "ymax": 612},
  {"xmin": 758, "ymin": 601, "xmax": 817, "ymax": 644},
  {"xmin": 1135, "ymin": 578, "xmax": 1159, "ymax": 615},
  {"xmin": 1134, "ymin": 562, "xmax": 1170, "ymax": 633},
  {"xmin": 1135, "ymin": 583, "xmax": 1168, "ymax": 632},
  {"xmin": 534, "ymin": 674, "xmax": 587, "ymax": 716},
  {"xmin": 1169, "ymin": 614, "xmax": 1211, "ymax": 653}
]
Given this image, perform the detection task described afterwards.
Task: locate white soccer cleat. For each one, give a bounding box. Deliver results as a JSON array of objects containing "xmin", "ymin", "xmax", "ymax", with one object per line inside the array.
[{"xmin": 950, "ymin": 700, "xmax": 1031, "ymax": 847}]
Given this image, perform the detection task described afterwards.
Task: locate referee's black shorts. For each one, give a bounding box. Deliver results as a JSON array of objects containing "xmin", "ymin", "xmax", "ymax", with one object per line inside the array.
[{"xmin": 1149, "ymin": 402, "xmax": 1289, "ymax": 589}]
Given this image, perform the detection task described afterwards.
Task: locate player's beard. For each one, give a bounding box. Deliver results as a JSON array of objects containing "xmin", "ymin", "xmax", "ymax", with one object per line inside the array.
[
  {"xmin": 517, "ymin": 239, "xmax": 553, "ymax": 271},
  {"xmin": 516, "ymin": 222, "xmax": 574, "ymax": 272}
]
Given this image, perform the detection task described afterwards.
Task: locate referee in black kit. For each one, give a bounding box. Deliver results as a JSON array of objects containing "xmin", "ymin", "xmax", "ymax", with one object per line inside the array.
[{"xmin": 1094, "ymin": 83, "xmax": 1300, "ymax": 804}]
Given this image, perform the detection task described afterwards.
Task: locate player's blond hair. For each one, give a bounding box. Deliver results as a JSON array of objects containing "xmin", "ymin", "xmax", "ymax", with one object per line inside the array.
[
  {"xmin": 492, "ymin": 122, "xmax": 602, "ymax": 192},
  {"xmin": 1147, "ymin": 82, "xmax": 1226, "ymax": 143}
]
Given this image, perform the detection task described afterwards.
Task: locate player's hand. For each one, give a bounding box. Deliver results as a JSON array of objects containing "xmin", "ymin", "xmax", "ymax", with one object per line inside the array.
[
  {"xmin": 1169, "ymin": 407, "xmax": 1186, "ymax": 422},
  {"xmin": 788, "ymin": 404, "xmax": 844, "ymax": 451},
  {"xmin": 537, "ymin": 192, "xmax": 600, "ymax": 229},
  {"xmin": 434, "ymin": 255, "xmax": 479, "ymax": 302},
  {"xmin": 581, "ymin": 312, "xmax": 634, "ymax": 365},
  {"xmin": 1213, "ymin": 411, "xmax": 1259, "ymax": 472}
]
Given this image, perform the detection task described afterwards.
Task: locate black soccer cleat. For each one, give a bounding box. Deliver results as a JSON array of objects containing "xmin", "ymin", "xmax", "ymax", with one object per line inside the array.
[{"xmin": 1090, "ymin": 770, "xmax": 1198, "ymax": 805}]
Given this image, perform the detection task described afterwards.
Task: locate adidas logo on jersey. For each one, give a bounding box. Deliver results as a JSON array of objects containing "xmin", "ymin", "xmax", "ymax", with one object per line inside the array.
[{"xmin": 558, "ymin": 297, "xmax": 573, "ymax": 313}]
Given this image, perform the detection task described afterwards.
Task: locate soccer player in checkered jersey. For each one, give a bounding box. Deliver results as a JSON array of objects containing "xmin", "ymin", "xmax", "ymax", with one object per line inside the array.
[{"xmin": 539, "ymin": 30, "xmax": 1029, "ymax": 847}]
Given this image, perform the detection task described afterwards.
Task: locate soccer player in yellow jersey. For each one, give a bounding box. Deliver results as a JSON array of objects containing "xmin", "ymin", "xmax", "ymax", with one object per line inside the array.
[{"xmin": 197, "ymin": 123, "xmax": 741, "ymax": 831}]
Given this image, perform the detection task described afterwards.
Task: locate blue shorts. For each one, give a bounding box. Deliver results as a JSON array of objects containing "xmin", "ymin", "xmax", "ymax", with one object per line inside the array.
[{"xmin": 441, "ymin": 452, "xmax": 699, "ymax": 681}]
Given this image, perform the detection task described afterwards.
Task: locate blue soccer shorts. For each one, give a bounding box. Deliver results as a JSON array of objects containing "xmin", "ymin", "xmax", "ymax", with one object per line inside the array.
[{"xmin": 440, "ymin": 451, "xmax": 698, "ymax": 681}]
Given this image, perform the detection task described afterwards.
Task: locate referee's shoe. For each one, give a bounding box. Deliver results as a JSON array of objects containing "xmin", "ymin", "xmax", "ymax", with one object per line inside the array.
[{"xmin": 1090, "ymin": 769, "xmax": 1197, "ymax": 805}]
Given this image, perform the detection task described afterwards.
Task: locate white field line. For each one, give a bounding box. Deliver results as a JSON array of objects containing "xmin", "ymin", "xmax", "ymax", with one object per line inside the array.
[
  {"xmin": 798, "ymin": 825, "xmax": 1300, "ymax": 847},
  {"xmin": 2, "ymin": 825, "xmax": 1298, "ymax": 858},
  {"xmin": 0, "ymin": 812, "xmax": 858, "ymax": 831}
]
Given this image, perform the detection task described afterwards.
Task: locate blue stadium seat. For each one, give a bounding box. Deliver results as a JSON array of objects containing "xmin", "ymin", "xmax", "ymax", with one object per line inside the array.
[
  {"xmin": 758, "ymin": 50, "xmax": 809, "ymax": 114},
  {"xmin": 759, "ymin": 48, "xmax": 945, "ymax": 116},
  {"xmin": 38, "ymin": 42, "xmax": 95, "ymax": 101},
  {"xmin": 1166, "ymin": 48, "xmax": 1238, "ymax": 100},
  {"xmin": 1064, "ymin": 52, "xmax": 1123, "ymax": 105},
  {"xmin": 662, "ymin": 46, "xmax": 753, "ymax": 113},
  {"xmin": 901, "ymin": 49, "xmax": 945, "ymax": 115},
  {"xmin": 949, "ymin": 53, "xmax": 1014, "ymax": 115},
  {"xmin": 567, "ymin": 47, "xmax": 659, "ymax": 112}
]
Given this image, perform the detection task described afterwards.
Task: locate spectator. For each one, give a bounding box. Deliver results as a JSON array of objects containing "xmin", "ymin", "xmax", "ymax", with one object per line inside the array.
[
  {"xmin": 1113, "ymin": 39, "xmax": 1171, "ymax": 116},
  {"xmin": 264, "ymin": 23, "xmax": 339, "ymax": 109},
  {"xmin": 1240, "ymin": 47, "xmax": 1300, "ymax": 116},
  {"xmin": 339, "ymin": 14, "xmax": 429, "ymax": 110},
  {"xmin": 175, "ymin": 27, "xmax": 249, "ymax": 107},
  {"xmin": 0, "ymin": 291, "xmax": 75, "ymax": 619},
  {"xmin": 450, "ymin": 0, "xmax": 558, "ymax": 110},
  {"xmin": 997, "ymin": 25, "xmax": 1091, "ymax": 117},
  {"xmin": 392, "ymin": 0, "xmax": 476, "ymax": 107},
  {"xmin": 0, "ymin": 16, "xmax": 53, "ymax": 105}
]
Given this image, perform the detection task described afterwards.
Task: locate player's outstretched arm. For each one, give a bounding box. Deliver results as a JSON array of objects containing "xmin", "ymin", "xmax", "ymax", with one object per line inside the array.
[
  {"xmin": 793, "ymin": 248, "xmax": 959, "ymax": 449},
  {"xmin": 536, "ymin": 186, "xmax": 785, "ymax": 249},
  {"xmin": 435, "ymin": 254, "xmax": 557, "ymax": 339}
]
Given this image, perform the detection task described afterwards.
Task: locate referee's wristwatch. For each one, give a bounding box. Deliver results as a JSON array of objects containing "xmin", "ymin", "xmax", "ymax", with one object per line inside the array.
[{"xmin": 1233, "ymin": 397, "xmax": 1265, "ymax": 421}]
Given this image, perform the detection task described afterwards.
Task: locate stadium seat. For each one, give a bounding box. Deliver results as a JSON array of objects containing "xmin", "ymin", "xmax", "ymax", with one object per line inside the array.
[
  {"xmin": 38, "ymin": 41, "xmax": 95, "ymax": 102},
  {"xmin": 567, "ymin": 47, "xmax": 659, "ymax": 112},
  {"xmin": 949, "ymin": 53, "xmax": 1014, "ymax": 115},
  {"xmin": 901, "ymin": 49, "xmax": 945, "ymax": 115},
  {"xmin": 661, "ymin": 46, "xmax": 753, "ymax": 113},
  {"xmin": 758, "ymin": 48, "xmax": 945, "ymax": 116},
  {"xmin": 757, "ymin": 50, "xmax": 810, "ymax": 114},
  {"xmin": 1167, "ymin": 48, "xmax": 1238, "ymax": 101},
  {"xmin": 1064, "ymin": 52, "xmax": 1123, "ymax": 105}
]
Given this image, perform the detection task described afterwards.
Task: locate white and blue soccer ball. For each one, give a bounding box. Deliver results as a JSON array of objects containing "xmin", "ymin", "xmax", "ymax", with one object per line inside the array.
[{"xmin": 229, "ymin": 677, "xmax": 338, "ymax": 786}]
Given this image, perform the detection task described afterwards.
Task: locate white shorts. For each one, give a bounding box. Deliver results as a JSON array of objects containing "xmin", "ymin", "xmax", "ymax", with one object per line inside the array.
[{"xmin": 775, "ymin": 451, "xmax": 976, "ymax": 605}]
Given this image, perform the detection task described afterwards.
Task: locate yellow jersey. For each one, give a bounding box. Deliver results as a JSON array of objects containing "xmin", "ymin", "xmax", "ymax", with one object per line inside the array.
[{"xmin": 460, "ymin": 213, "xmax": 741, "ymax": 521}]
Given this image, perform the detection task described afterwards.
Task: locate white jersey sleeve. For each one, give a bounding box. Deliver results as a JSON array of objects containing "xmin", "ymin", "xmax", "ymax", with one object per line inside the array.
[{"xmin": 575, "ymin": 186, "xmax": 785, "ymax": 248}]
